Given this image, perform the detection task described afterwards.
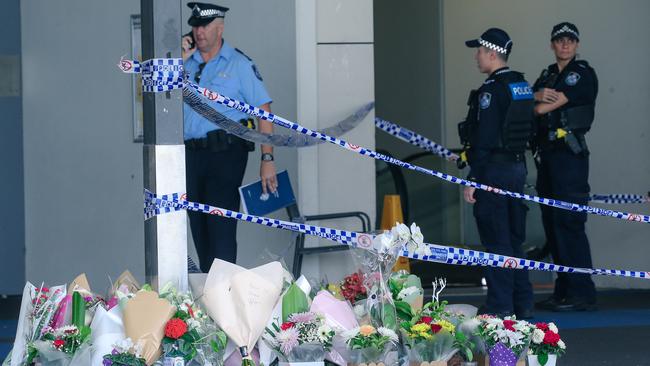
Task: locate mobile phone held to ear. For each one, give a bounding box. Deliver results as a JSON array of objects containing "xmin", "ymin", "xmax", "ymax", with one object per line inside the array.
[{"xmin": 183, "ymin": 32, "xmax": 195, "ymax": 50}]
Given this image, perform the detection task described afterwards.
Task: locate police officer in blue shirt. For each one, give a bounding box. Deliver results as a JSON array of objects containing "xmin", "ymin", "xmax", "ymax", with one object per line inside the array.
[
  {"xmin": 181, "ymin": 2, "xmax": 278, "ymax": 270},
  {"xmin": 533, "ymin": 22, "xmax": 598, "ymax": 312},
  {"xmin": 459, "ymin": 28, "xmax": 535, "ymax": 318}
]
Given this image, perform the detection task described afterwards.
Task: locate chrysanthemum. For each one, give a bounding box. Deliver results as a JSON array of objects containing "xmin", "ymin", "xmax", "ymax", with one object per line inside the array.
[
  {"xmin": 288, "ymin": 312, "xmax": 316, "ymax": 323},
  {"xmin": 277, "ymin": 327, "xmax": 300, "ymax": 355},
  {"xmin": 377, "ymin": 327, "xmax": 398, "ymax": 342}
]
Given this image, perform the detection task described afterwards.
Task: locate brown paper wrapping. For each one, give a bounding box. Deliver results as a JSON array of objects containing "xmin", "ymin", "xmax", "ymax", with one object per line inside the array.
[{"xmin": 123, "ymin": 291, "xmax": 175, "ymax": 365}]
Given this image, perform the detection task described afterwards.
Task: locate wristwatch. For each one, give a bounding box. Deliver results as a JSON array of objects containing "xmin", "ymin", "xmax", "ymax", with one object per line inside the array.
[{"xmin": 261, "ymin": 153, "xmax": 274, "ymax": 162}]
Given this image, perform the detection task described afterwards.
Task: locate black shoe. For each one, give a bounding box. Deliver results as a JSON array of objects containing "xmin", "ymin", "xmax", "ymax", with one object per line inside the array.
[
  {"xmin": 477, "ymin": 305, "xmax": 513, "ymax": 319},
  {"xmin": 535, "ymin": 296, "xmax": 561, "ymax": 310},
  {"xmin": 551, "ymin": 298, "xmax": 598, "ymax": 312},
  {"xmin": 515, "ymin": 308, "xmax": 534, "ymax": 319}
]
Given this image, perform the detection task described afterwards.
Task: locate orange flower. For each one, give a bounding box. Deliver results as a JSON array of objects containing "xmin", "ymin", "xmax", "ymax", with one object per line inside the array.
[{"xmin": 359, "ymin": 325, "xmax": 376, "ymax": 336}]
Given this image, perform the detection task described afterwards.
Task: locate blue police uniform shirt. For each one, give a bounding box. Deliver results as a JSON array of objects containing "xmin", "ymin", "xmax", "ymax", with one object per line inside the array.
[{"xmin": 183, "ymin": 40, "xmax": 272, "ymax": 140}]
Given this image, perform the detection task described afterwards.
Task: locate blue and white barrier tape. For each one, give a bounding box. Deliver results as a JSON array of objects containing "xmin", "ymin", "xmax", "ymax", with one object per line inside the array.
[
  {"xmin": 374, "ymin": 117, "xmax": 459, "ymax": 162},
  {"xmin": 121, "ymin": 58, "xmax": 650, "ymax": 223},
  {"xmin": 144, "ymin": 190, "xmax": 650, "ymax": 280},
  {"xmin": 376, "ymin": 117, "xmax": 650, "ymax": 205}
]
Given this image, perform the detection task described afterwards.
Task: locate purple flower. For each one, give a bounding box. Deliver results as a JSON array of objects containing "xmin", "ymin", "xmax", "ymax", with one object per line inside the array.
[
  {"xmin": 111, "ymin": 348, "xmax": 120, "ymax": 355},
  {"xmin": 103, "ymin": 358, "xmax": 113, "ymax": 366},
  {"xmin": 287, "ymin": 312, "xmax": 316, "ymax": 323},
  {"xmin": 277, "ymin": 327, "xmax": 300, "ymax": 355},
  {"xmin": 84, "ymin": 296, "xmax": 93, "ymax": 302}
]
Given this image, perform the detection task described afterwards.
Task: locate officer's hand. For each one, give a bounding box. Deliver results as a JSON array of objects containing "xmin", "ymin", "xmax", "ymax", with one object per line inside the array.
[
  {"xmin": 181, "ymin": 35, "xmax": 196, "ymax": 61},
  {"xmin": 464, "ymin": 187, "xmax": 477, "ymax": 204},
  {"xmin": 535, "ymin": 88, "xmax": 560, "ymax": 104},
  {"xmin": 260, "ymin": 161, "xmax": 278, "ymax": 194}
]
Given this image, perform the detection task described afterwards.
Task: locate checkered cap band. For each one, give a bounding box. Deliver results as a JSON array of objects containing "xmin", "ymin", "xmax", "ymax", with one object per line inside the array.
[
  {"xmin": 552, "ymin": 25, "xmax": 579, "ymax": 39},
  {"xmin": 478, "ymin": 37, "xmax": 509, "ymax": 54}
]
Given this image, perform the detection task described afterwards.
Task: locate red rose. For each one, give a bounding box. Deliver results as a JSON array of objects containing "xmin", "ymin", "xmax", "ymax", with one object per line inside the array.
[
  {"xmin": 543, "ymin": 331, "xmax": 560, "ymax": 346},
  {"xmin": 164, "ymin": 318, "xmax": 188, "ymax": 339},
  {"xmin": 503, "ymin": 320, "xmax": 516, "ymax": 331},
  {"xmin": 53, "ymin": 339, "xmax": 65, "ymax": 349},
  {"xmin": 535, "ymin": 322, "xmax": 549, "ymax": 332},
  {"xmin": 430, "ymin": 323, "xmax": 442, "ymax": 334},
  {"xmin": 280, "ymin": 322, "xmax": 295, "ymax": 330},
  {"xmin": 419, "ymin": 316, "xmax": 433, "ymax": 324}
]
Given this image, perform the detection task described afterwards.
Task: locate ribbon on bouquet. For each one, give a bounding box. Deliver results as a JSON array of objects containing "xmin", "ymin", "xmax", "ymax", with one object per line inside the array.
[
  {"xmin": 121, "ymin": 58, "xmax": 650, "ymax": 223},
  {"xmin": 144, "ymin": 190, "xmax": 650, "ymax": 280},
  {"xmin": 375, "ymin": 117, "xmax": 650, "ymax": 205}
]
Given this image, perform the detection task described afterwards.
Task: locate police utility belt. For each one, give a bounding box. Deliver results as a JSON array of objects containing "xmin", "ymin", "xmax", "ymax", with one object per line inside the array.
[
  {"xmin": 185, "ymin": 118, "xmax": 256, "ymax": 152},
  {"xmin": 541, "ymin": 105, "xmax": 594, "ymax": 155}
]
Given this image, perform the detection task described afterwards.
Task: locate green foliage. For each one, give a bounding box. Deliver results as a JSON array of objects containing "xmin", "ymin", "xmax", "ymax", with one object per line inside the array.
[
  {"xmin": 282, "ymin": 283, "xmax": 310, "ymax": 322},
  {"xmin": 453, "ymin": 331, "xmax": 474, "ymax": 362}
]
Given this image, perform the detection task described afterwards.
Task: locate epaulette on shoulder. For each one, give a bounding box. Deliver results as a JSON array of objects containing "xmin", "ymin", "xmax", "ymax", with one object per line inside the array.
[
  {"xmin": 234, "ymin": 47, "xmax": 253, "ymax": 62},
  {"xmin": 484, "ymin": 79, "xmax": 496, "ymax": 85},
  {"xmin": 575, "ymin": 59, "xmax": 591, "ymax": 69}
]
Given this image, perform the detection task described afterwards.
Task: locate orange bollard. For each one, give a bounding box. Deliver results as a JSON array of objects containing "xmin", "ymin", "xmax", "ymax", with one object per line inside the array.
[{"xmin": 380, "ymin": 195, "xmax": 410, "ymax": 272}]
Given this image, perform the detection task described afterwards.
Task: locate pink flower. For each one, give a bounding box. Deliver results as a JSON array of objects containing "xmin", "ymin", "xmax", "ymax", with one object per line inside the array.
[
  {"xmin": 535, "ymin": 322, "xmax": 549, "ymax": 332},
  {"xmin": 288, "ymin": 312, "xmax": 316, "ymax": 323},
  {"xmin": 277, "ymin": 327, "xmax": 299, "ymax": 355}
]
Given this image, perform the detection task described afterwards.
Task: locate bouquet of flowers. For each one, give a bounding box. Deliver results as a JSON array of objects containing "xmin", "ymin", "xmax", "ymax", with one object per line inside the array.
[
  {"xmin": 159, "ymin": 284, "xmax": 227, "ymax": 365},
  {"xmin": 31, "ymin": 324, "xmax": 92, "ymax": 365},
  {"xmin": 339, "ymin": 325, "xmax": 398, "ymax": 366},
  {"xmin": 102, "ymin": 338, "xmax": 147, "ymax": 366},
  {"xmin": 475, "ymin": 316, "xmax": 531, "ymax": 366},
  {"xmin": 400, "ymin": 279, "xmax": 458, "ymax": 365},
  {"xmin": 4, "ymin": 283, "xmax": 67, "ymax": 366},
  {"xmin": 264, "ymin": 312, "xmax": 335, "ymax": 364},
  {"xmin": 527, "ymin": 322, "xmax": 565, "ymax": 366},
  {"xmin": 388, "ymin": 271, "xmax": 423, "ymax": 322},
  {"xmin": 353, "ymin": 223, "xmax": 431, "ymax": 331},
  {"xmin": 340, "ymin": 272, "xmax": 367, "ymax": 305}
]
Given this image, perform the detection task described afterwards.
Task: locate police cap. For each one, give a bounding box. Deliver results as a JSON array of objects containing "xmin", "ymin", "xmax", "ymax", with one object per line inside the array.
[
  {"xmin": 187, "ymin": 2, "xmax": 229, "ymax": 27},
  {"xmin": 551, "ymin": 22, "xmax": 580, "ymax": 42},
  {"xmin": 465, "ymin": 28, "xmax": 513, "ymax": 55}
]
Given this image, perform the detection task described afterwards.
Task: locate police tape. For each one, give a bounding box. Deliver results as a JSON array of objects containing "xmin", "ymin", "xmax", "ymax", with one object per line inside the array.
[
  {"xmin": 376, "ymin": 117, "xmax": 650, "ymax": 205},
  {"xmin": 183, "ymin": 87, "xmax": 373, "ymax": 147},
  {"xmin": 374, "ymin": 117, "xmax": 460, "ymax": 162},
  {"xmin": 121, "ymin": 58, "xmax": 650, "ymax": 223},
  {"xmin": 144, "ymin": 190, "xmax": 650, "ymax": 280}
]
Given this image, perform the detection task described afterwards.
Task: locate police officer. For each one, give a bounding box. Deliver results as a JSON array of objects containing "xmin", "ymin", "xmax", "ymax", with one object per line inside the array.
[
  {"xmin": 181, "ymin": 2, "xmax": 278, "ymax": 271},
  {"xmin": 460, "ymin": 28, "xmax": 535, "ymax": 318},
  {"xmin": 533, "ymin": 22, "xmax": 598, "ymax": 312}
]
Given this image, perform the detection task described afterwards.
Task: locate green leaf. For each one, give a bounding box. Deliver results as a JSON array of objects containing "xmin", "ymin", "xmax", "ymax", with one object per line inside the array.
[
  {"xmin": 282, "ymin": 283, "xmax": 309, "ymax": 322},
  {"xmin": 538, "ymin": 353, "xmax": 548, "ymax": 366},
  {"xmin": 71, "ymin": 292, "xmax": 86, "ymax": 329}
]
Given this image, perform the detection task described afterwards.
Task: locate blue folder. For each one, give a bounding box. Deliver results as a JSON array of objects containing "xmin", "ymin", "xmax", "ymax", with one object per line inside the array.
[{"xmin": 239, "ymin": 170, "xmax": 296, "ymax": 216}]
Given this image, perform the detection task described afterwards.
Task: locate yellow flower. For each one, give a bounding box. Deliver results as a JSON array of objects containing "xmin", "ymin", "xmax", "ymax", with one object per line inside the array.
[
  {"xmin": 419, "ymin": 332, "xmax": 433, "ymax": 339},
  {"xmin": 327, "ymin": 284, "xmax": 343, "ymax": 299},
  {"xmin": 437, "ymin": 319, "xmax": 455, "ymax": 334},
  {"xmin": 359, "ymin": 325, "xmax": 376, "ymax": 336},
  {"xmin": 411, "ymin": 323, "xmax": 430, "ymax": 333}
]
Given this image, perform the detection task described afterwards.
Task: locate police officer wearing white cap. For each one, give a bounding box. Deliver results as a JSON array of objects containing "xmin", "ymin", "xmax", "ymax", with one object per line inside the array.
[
  {"xmin": 181, "ymin": 2, "xmax": 278, "ymax": 270},
  {"xmin": 533, "ymin": 22, "xmax": 598, "ymax": 312},
  {"xmin": 459, "ymin": 28, "xmax": 535, "ymax": 319}
]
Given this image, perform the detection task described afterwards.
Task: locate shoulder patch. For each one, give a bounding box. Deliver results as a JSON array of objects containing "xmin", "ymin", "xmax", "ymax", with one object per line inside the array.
[
  {"xmin": 565, "ymin": 71, "xmax": 580, "ymax": 86},
  {"xmin": 252, "ymin": 64, "xmax": 263, "ymax": 81},
  {"xmin": 479, "ymin": 92, "xmax": 492, "ymax": 109},
  {"xmin": 234, "ymin": 47, "xmax": 252, "ymax": 61},
  {"xmin": 508, "ymin": 82, "xmax": 534, "ymax": 100}
]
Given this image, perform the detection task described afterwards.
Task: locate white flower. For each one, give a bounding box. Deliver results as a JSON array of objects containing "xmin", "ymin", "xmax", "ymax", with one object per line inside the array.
[
  {"xmin": 532, "ymin": 329, "xmax": 545, "ymax": 344},
  {"xmin": 113, "ymin": 338, "xmax": 135, "ymax": 353},
  {"xmin": 341, "ymin": 327, "xmax": 360, "ymax": 341},
  {"xmin": 377, "ymin": 327, "xmax": 398, "ymax": 342},
  {"xmin": 186, "ymin": 317, "xmax": 201, "ymax": 330},
  {"xmin": 558, "ymin": 340, "xmax": 566, "ymax": 350},
  {"xmin": 548, "ymin": 322, "xmax": 558, "ymax": 333},
  {"xmin": 372, "ymin": 232, "xmax": 396, "ymax": 254},
  {"xmin": 410, "ymin": 223, "xmax": 424, "ymax": 246},
  {"xmin": 318, "ymin": 323, "xmax": 333, "ymax": 342},
  {"xmin": 397, "ymin": 286, "xmax": 421, "ymax": 300},
  {"xmin": 179, "ymin": 303, "xmax": 189, "ymax": 312},
  {"xmin": 414, "ymin": 243, "xmax": 432, "ymax": 257},
  {"xmin": 391, "ymin": 222, "xmax": 411, "ymax": 246}
]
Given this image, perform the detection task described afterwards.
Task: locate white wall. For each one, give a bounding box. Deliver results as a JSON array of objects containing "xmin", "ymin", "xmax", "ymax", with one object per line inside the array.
[
  {"xmin": 21, "ymin": 0, "xmax": 297, "ymax": 286},
  {"xmin": 442, "ymin": 0, "xmax": 650, "ymax": 288},
  {"xmin": 295, "ymin": 0, "xmax": 376, "ymax": 283}
]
